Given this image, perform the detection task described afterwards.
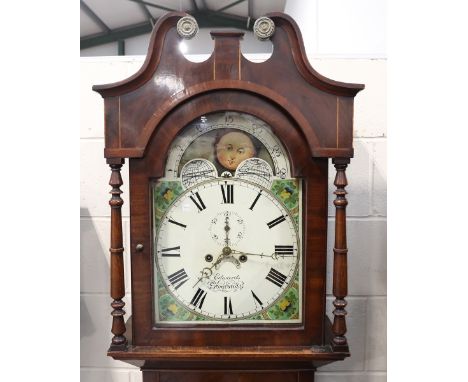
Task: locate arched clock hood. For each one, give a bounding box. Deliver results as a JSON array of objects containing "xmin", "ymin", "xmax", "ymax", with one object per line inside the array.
[{"xmin": 93, "ymin": 12, "xmax": 364, "ymax": 161}]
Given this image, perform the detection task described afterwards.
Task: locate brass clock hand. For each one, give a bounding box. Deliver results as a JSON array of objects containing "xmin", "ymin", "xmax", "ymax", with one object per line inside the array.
[
  {"xmin": 193, "ymin": 245, "xmax": 244, "ymax": 288},
  {"xmin": 231, "ymin": 249, "xmax": 266, "ymax": 257},
  {"xmin": 192, "ymin": 251, "xmax": 226, "ymax": 287},
  {"xmin": 224, "ymin": 214, "xmax": 230, "ymax": 247},
  {"xmin": 231, "ymin": 249, "xmax": 296, "ymax": 260},
  {"xmin": 192, "ymin": 266, "xmax": 213, "ymax": 288}
]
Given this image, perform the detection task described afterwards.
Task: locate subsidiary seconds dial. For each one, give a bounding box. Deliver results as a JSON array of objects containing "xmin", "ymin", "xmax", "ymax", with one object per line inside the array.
[{"xmin": 155, "ymin": 178, "xmax": 300, "ymax": 321}]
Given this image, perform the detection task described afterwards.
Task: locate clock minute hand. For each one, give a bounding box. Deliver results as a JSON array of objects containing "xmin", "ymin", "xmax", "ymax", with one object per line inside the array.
[
  {"xmin": 231, "ymin": 250, "xmax": 296, "ymax": 260},
  {"xmin": 231, "ymin": 249, "xmax": 268, "ymax": 258}
]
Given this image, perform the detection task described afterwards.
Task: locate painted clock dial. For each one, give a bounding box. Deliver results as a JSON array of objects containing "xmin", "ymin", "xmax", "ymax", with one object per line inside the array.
[
  {"xmin": 156, "ymin": 178, "xmax": 299, "ymax": 321},
  {"xmin": 153, "ymin": 111, "xmax": 302, "ymax": 324}
]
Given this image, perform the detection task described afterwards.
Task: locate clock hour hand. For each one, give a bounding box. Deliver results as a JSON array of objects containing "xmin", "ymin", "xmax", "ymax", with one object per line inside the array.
[
  {"xmin": 192, "ymin": 252, "xmax": 225, "ymax": 287},
  {"xmin": 192, "ymin": 266, "xmax": 213, "ymax": 288},
  {"xmin": 193, "ymin": 245, "xmax": 243, "ymax": 287}
]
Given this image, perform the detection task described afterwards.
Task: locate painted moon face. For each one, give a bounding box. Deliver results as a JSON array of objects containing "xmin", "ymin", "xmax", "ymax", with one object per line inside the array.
[{"xmin": 215, "ymin": 131, "xmax": 257, "ymax": 171}]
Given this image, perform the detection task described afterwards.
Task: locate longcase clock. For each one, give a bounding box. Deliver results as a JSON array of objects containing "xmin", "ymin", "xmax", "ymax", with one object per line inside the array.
[{"xmin": 93, "ymin": 12, "xmax": 364, "ymax": 382}]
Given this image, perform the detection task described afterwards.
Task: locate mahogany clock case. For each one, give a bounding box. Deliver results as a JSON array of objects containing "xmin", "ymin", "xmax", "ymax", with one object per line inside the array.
[
  {"xmin": 93, "ymin": 10, "xmax": 364, "ymax": 376},
  {"xmin": 129, "ymin": 91, "xmax": 328, "ymax": 347}
]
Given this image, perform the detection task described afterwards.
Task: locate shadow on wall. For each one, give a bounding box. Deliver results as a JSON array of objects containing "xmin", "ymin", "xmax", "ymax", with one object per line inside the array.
[
  {"xmin": 81, "ymin": 297, "xmax": 95, "ymax": 339},
  {"xmin": 80, "ymin": 205, "xmax": 134, "ymax": 370},
  {"xmin": 80, "ymin": 206, "xmax": 109, "ymax": 340}
]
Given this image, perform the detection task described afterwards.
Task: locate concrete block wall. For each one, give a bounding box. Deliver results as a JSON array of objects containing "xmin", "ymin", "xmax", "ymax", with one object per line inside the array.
[
  {"xmin": 314, "ymin": 59, "xmax": 387, "ymax": 382},
  {"xmin": 80, "ymin": 56, "xmax": 386, "ymax": 381}
]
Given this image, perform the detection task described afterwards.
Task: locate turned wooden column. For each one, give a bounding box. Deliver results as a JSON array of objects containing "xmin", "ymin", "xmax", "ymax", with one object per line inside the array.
[
  {"xmin": 107, "ymin": 158, "xmax": 127, "ymax": 351},
  {"xmin": 331, "ymin": 158, "xmax": 350, "ymax": 352}
]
